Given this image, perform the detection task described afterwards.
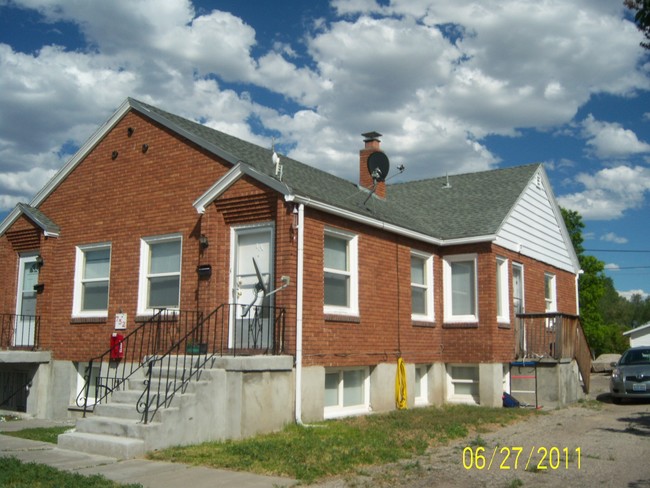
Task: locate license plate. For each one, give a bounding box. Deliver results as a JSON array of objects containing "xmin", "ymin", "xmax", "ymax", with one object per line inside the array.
[{"xmin": 633, "ymin": 383, "xmax": 647, "ymax": 392}]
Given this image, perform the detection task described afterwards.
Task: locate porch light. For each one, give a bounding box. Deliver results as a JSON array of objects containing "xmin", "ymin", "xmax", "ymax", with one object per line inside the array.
[
  {"xmin": 34, "ymin": 255, "xmax": 44, "ymax": 269},
  {"xmin": 199, "ymin": 234, "xmax": 209, "ymax": 249}
]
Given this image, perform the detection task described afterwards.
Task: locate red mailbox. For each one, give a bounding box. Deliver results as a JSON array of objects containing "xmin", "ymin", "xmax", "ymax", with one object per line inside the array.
[{"xmin": 110, "ymin": 333, "xmax": 124, "ymax": 360}]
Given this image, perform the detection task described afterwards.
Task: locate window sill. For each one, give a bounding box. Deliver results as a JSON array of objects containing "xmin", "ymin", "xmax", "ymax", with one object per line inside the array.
[
  {"xmin": 498, "ymin": 322, "xmax": 511, "ymax": 329},
  {"xmin": 135, "ymin": 312, "xmax": 179, "ymax": 323},
  {"xmin": 70, "ymin": 317, "xmax": 107, "ymax": 325},
  {"xmin": 324, "ymin": 405, "xmax": 371, "ymax": 419},
  {"xmin": 442, "ymin": 322, "xmax": 479, "ymax": 329},
  {"xmin": 412, "ymin": 320, "xmax": 436, "ymax": 328},
  {"xmin": 324, "ymin": 314, "xmax": 360, "ymax": 324}
]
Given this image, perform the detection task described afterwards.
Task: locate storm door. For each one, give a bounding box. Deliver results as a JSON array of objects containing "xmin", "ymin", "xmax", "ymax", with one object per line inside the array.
[
  {"xmin": 14, "ymin": 254, "xmax": 39, "ymax": 347},
  {"xmin": 230, "ymin": 225, "xmax": 274, "ymax": 350}
]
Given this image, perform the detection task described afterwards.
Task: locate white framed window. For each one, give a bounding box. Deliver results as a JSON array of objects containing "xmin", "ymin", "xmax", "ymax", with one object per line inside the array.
[
  {"xmin": 544, "ymin": 273, "xmax": 557, "ymax": 313},
  {"xmin": 324, "ymin": 228, "xmax": 358, "ymax": 316},
  {"xmin": 512, "ymin": 263, "xmax": 524, "ymax": 315},
  {"xmin": 75, "ymin": 362, "xmax": 101, "ymax": 407},
  {"xmin": 447, "ymin": 364, "xmax": 479, "ymax": 404},
  {"xmin": 138, "ymin": 234, "xmax": 182, "ymax": 314},
  {"xmin": 414, "ymin": 365, "xmax": 429, "ymax": 406},
  {"xmin": 72, "ymin": 243, "xmax": 111, "ymax": 317},
  {"xmin": 496, "ymin": 257, "xmax": 510, "ymax": 324},
  {"xmin": 411, "ymin": 251, "xmax": 434, "ymax": 321},
  {"xmin": 443, "ymin": 254, "xmax": 478, "ymax": 323},
  {"xmin": 324, "ymin": 367, "xmax": 370, "ymax": 418}
]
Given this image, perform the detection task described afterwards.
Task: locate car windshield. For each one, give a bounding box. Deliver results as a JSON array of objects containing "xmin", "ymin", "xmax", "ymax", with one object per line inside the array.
[{"xmin": 620, "ymin": 349, "xmax": 650, "ymax": 365}]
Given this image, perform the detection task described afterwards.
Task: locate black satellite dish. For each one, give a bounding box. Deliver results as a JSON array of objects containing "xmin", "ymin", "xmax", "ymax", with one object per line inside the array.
[{"xmin": 367, "ymin": 151, "xmax": 389, "ymax": 183}]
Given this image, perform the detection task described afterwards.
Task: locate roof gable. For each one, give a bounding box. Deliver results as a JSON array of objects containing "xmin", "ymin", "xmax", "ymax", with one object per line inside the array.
[
  {"xmin": 495, "ymin": 166, "xmax": 579, "ymax": 273},
  {"xmin": 0, "ymin": 98, "xmax": 576, "ymax": 264}
]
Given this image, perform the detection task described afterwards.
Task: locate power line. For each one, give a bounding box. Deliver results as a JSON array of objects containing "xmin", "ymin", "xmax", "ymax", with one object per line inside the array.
[{"xmin": 586, "ymin": 249, "xmax": 650, "ymax": 253}]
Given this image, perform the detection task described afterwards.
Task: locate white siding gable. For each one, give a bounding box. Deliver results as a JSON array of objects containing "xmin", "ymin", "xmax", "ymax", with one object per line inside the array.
[{"xmin": 495, "ymin": 168, "xmax": 579, "ymax": 274}]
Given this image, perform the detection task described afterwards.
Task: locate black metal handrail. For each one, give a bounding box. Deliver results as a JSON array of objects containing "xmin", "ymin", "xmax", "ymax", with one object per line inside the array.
[
  {"xmin": 76, "ymin": 309, "xmax": 202, "ymax": 416},
  {"xmin": 138, "ymin": 303, "xmax": 286, "ymax": 424},
  {"xmin": 0, "ymin": 313, "xmax": 40, "ymax": 350}
]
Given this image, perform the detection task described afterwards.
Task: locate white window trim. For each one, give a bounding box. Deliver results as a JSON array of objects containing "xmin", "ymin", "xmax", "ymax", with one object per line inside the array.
[
  {"xmin": 446, "ymin": 364, "xmax": 479, "ymax": 405},
  {"xmin": 72, "ymin": 243, "xmax": 111, "ymax": 318},
  {"xmin": 496, "ymin": 257, "xmax": 510, "ymax": 324},
  {"xmin": 443, "ymin": 253, "xmax": 479, "ymax": 323},
  {"xmin": 411, "ymin": 251, "xmax": 434, "ymax": 322},
  {"xmin": 137, "ymin": 233, "xmax": 182, "ymax": 315},
  {"xmin": 323, "ymin": 228, "xmax": 359, "ymax": 317},
  {"xmin": 324, "ymin": 367, "xmax": 370, "ymax": 419},
  {"xmin": 545, "ymin": 272, "xmax": 557, "ymax": 313},
  {"xmin": 512, "ymin": 262, "xmax": 525, "ymax": 315},
  {"xmin": 74, "ymin": 361, "xmax": 101, "ymax": 407},
  {"xmin": 414, "ymin": 364, "xmax": 429, "ymax": 406}
]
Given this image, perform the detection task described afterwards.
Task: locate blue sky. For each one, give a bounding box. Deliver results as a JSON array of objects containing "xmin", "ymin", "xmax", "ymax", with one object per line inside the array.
[{"xmin": 1, "ymin": 0, "xmax": 649, "ymax": 297}]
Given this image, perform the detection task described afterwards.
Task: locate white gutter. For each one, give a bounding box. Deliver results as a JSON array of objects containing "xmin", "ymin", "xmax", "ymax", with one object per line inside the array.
[
  {"xmin": 294, "ymin": 203, "xmax": 305, "ymax": 424},
  {"xmin": 288, "ymin": 194, "xmax": 496, "ymax": 247}
]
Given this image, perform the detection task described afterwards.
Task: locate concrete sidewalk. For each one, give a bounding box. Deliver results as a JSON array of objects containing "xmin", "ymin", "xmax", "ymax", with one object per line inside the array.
[{"xmin": 0, "ymin": 419, "xmax": 295, "ymax": 488}]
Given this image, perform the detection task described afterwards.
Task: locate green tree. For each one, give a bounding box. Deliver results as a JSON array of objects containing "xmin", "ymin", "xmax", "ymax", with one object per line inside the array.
[
  {"xmin": 561, "ymin": 208, "xmax": 626, "ymax": 355},
  {"xmin": 625, "ymin": 0, "xmax": 650, "ymax": 49}
]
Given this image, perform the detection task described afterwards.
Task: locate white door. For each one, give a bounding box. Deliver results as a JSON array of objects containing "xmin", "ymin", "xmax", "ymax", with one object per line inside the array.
[
  {"xmin": 230, "ymin": 226, "xmax": 273, "ymax": 349},
  {"xmin": 512, "ymin": 264, "xmax": 525, "ymax": 354},
  {"xmin": 15, "ymin": 255, "xmax": 39, "ymax": 347}
]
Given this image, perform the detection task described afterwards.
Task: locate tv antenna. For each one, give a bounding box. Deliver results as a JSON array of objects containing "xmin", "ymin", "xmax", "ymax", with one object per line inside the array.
[
  {"xmin": 363, "ymin": 151, "xmax": 390, "ymax": 205},
  {"xmin": 271, "ymin": 138, "xmax": 283, "ymax": 180},
  {"xmin": 241, "ymin": 258, "xmax": 290, "ymax": 317}
]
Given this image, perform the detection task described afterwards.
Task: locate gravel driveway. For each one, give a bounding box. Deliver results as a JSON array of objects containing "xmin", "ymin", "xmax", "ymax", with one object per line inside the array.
[{"xmin": 314, "ymin": 373, "xmax": 650, "ymax": 487}]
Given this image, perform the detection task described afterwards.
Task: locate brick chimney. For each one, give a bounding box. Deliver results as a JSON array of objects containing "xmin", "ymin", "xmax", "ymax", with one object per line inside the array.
[{"xmin": 359, "ymin": 131, "xmax": 386, "ymax": 199}]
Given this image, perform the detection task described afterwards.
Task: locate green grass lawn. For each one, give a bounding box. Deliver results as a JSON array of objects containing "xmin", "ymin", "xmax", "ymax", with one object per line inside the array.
[
  {"xmin": 2, "ymin": 426, "xmax": 71, "ymax": 444},
  {"xmin": 0, "ymin": 457, "xmax": 142, "ymax": 488},
  {"xmin": 1, "ymin": 405, "xmax": 538, "ymax": 484},
  {"xmin": 149, "ymin": 404, "xmax": 538, "ymax": 483}
]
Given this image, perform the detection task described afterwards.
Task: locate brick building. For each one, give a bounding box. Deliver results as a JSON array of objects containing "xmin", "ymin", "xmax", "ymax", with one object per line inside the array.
[{"xmin": 0, "ymin": 98, "xmax": 589, "ymax": 455}]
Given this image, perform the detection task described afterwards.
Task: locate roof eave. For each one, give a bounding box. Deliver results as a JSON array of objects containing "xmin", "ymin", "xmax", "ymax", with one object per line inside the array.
[
  {"xmin": 194, "ymin": 162, "xmax": 291, "ymax": 214},
  {"xmin": 128, "ymin": 98, "xmax": 241, "ymax": 166},
  {"xmin": 286, "ymin": 194, "xmax": 496, "ymax": 247}
]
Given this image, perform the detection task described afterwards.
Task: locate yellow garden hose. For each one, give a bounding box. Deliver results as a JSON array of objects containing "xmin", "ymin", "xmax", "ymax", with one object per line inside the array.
[{"xmin": 395, "ymin": 357, "xmax": 407, "ymax": 409}]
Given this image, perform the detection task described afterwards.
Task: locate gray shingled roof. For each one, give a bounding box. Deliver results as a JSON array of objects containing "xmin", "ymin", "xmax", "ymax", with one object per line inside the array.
[
  {"xmin": 17, "ymin": 203, "xmax": 61, "ymax": 236},
  {"xmin": 130, "ymin": 98, "xmax": 539, "ymax": 241}
]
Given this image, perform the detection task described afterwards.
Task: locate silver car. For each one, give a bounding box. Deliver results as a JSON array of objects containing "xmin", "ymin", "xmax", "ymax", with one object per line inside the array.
[{"xmin": 610, "ymin": 346, "xmax": 650, "ymax": 404}]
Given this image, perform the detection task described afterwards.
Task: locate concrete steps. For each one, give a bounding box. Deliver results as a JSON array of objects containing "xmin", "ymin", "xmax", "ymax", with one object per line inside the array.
[{"xmin": 58, "ymin": 355, "xmax": 207, "ymax": 459}]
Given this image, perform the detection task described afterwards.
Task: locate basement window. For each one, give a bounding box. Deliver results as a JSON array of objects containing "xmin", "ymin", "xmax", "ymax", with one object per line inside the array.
[
  {"xmin": 447, "ymin": 365, "xmax": 479, "ymax": 405},
  {"xmin": 324, "ymin": 367, "xmax": 370, "ymax": 418},
  {"xmin": 414, "ymin": 365, "xmax": 429, "ymax": 406}
]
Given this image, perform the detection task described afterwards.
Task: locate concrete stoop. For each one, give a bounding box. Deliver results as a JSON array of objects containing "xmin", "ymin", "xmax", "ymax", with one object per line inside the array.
[{"xmin": 58, "ymin": 356, "xmax": 222, "ymax": 460}]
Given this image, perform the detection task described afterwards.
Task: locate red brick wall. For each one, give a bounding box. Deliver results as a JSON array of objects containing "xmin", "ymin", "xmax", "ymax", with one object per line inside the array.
[
  {"xmin": 0, "ymin": 108, "xmax": 578, "ymax": 367},
  {"xmin": 300, "ymin": 210, "xmax": 578, "ymax": 367}
]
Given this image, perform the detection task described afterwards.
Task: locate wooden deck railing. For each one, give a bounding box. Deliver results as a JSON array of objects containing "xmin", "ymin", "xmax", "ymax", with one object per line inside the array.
[{"xmin": 515, "ymin": 313, "xmax": 592, "ymax": 393}]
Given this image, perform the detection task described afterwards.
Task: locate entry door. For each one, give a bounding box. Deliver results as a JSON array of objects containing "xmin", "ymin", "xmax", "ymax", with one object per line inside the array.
[
  {"xmin": 231, "ymin": 226, "xmax": 273, "ymax": 349},
  {"xmin": 15, "ymin": 255, "xmax": 39, "ymax": 347},
  {"xmin": 512, "ymin": 264, "xmax": 525, "ymax": 353}
]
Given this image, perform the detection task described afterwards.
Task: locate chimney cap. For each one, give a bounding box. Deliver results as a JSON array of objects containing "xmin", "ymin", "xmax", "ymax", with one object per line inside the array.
[{"xmin": 362, "ymin": 131, "xmax": 382, "ymax": 142}]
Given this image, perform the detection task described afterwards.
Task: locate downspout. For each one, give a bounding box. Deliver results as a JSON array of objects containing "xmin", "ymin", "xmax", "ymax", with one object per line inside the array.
[
  {"xmin": 575, "ymin": 270, "xmax": 583, "ymax": 315},
  {"xmin": 295, "ymin": 203, "xmax": 305, "ymax": 424}
]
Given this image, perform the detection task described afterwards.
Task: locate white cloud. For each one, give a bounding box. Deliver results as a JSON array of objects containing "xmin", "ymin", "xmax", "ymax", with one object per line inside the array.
[
  {"xmin": 0, "ymin": 0, "xmax": 649, "ymax": 212},
  {"xmin": 582, "ymin": 114, "xmax": 650, "ymax": 159},
  {"xmin": 600, "ymin": 232, "xmax": 628, "ymax": 244},
  {"xmin": 619, "ymin": 289, "xmax": 649, "ymax": 300},
  {"xmin": 604, "ymin": 263, "xmax": 620, "ymax": 270},
  {"xmin": 557, "ymin": 166, "xmax": 650, "ymax": 220}
]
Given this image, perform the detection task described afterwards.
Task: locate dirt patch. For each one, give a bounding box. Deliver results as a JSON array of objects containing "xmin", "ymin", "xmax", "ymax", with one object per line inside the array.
[{"xmin": 313, "ymin": 374, "xmax": 650, "ymax": 487}]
